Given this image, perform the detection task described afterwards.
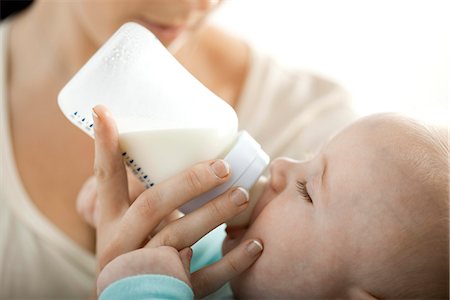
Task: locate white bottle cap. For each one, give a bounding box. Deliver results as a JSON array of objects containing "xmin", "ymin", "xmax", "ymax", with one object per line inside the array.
[{"xmin": 180, "ymin": 131, "xmax": 270, "ymax": 213}]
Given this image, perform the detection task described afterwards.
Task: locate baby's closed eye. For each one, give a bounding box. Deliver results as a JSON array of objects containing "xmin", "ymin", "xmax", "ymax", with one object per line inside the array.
[{"xmin": 296, "ymin": 180, "xmax": 313, "ymax": 204}]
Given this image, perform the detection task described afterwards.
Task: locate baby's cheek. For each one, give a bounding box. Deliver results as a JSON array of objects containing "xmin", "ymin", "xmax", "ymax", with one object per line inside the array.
[
  {"xmin": 230, "ymin": 227, "xmax": 307, "ymax": 298},
  {"xmin": 230, "ymin": 243, "xmax": 278, "ymax": 298},
  {"xmin": 232, "ymin": 195, "xmax": 325, "ymax": 297},
  {"xmin": 230, "ymin": 211, "xmax": 297, "ymax": 296}
]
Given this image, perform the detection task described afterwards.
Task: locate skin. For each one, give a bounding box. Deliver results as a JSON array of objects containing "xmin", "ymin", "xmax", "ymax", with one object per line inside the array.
[
  {"xmin": 87, "ymin": 113, "xmax": 447, "ymax": 298},
  {"xmin": 7, "ymin": 0, "xmax": 248, "ymax": 253},
  {"xmin": 224, "ymin": 114, "xmax": 448, "ymax": 299},
  {"xmin": 8, "ymin": 2, "xmax": 447, "ymax": 297},
  {"xmin": 91, "ymin": 105, "xmax": 263, "ymax": 298}
]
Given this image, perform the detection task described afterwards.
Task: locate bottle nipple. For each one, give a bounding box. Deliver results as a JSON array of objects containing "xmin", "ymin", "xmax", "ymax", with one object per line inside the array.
[{"xmin": 227, "ymin": 176, "xmax": 268, "ymax": 227}]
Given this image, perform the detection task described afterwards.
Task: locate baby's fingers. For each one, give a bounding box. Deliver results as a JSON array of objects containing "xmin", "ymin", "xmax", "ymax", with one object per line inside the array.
[{"xmin": 191, "ymin": 239, "xmax": 263, "ymax": 298}]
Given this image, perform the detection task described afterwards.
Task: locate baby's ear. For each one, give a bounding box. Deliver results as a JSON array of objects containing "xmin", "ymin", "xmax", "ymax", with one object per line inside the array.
[{"xmin": 346, "ymin": 286, "xmax": 379, "ymax": 300}]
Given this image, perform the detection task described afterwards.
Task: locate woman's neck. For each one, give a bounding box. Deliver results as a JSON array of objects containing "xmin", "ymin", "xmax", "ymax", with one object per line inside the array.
[{"xmin": 9, "ymin": 1, "xmax": 98, "ymax": 92}]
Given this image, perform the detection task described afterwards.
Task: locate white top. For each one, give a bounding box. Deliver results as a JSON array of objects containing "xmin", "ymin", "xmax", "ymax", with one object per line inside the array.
[{"xmin": 0, "ymin": 20, "xmax": 356, "ymax": 299}]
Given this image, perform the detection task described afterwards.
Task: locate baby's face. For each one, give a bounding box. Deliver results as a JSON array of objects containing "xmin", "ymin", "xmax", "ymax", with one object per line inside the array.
[{"xmin": 224, "ymin": 115, "xmax": 435, "ymax": 298}]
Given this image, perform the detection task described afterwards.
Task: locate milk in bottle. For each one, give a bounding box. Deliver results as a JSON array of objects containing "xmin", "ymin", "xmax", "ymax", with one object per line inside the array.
[{"xmin": 58, "ymin": 22, "xmax": 270, "ymax": 225}]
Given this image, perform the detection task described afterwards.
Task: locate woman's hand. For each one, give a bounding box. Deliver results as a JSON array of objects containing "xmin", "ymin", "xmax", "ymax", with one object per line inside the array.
[
  {"xmin": 97, "ymin": 240, "xmax": 263, "ymax": 296},
  {"xmin": 92, "ymin": 105, "xmax": 263, "ymax": 297},
  {"xmin": 77, "ymin": 169, "xmax": 181, "ymax": 231}
]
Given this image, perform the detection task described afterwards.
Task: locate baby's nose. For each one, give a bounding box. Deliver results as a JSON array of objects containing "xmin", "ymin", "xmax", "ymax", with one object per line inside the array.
[{"xmin": 269, "ymin": 157, "xmax": 300, "ymax": 192}]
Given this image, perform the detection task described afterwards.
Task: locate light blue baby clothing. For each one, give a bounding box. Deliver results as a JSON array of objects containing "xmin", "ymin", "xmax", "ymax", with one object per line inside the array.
[{"xmin": 99, "ymin": 225, "xmax": 233, "ymax": 299}]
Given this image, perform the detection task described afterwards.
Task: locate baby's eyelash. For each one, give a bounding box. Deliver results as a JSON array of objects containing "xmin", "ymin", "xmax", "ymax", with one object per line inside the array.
[{"xmin": 296, "ymin": 180, "xmax": 313, "ymax": 204}]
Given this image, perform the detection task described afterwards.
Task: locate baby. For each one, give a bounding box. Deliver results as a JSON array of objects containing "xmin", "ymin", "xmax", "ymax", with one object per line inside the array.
[
  {"xmin": 224, "ymin": 113, "xmax": 448, "ymax": 299},
  {"xmin": 90, "ymin": 113, "xmax": 449, "ymax": 299}
]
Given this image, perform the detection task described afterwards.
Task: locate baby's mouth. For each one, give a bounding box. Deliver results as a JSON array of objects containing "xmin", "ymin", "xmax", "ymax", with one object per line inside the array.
[
  {"xmin": 222, "ymin": 191, "xmax": 269, "ymax": 255},
  {"xmin": 224, "ymin": 179, "xmax": 273, "ymax": 238},
  {"xmin": 248, "ymin": 183, "xmax": 276, "ymax": 225},
  {"xmin": 223, "ymin": 177, "xmax": 273, "ymax": 255},
  {"xmin": 226, "ymin": 177, "xmax": 269, "ymax": 228}
]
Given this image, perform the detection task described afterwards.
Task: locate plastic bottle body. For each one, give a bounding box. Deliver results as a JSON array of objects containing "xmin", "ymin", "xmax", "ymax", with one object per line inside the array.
[{"xmin": 57, "ymin": 22, "xmax": 269, "ymax": 213}]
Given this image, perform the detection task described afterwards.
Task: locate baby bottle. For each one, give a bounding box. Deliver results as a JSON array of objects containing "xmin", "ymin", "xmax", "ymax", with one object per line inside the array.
[{"xmin": 58, "ymin": 22, "xmax": 269, "ymax": 226}]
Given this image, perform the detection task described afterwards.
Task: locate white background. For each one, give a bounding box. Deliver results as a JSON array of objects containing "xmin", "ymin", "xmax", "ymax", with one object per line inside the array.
[{"xmin": 209, "ymin": 0, "xmax": 449, "ymax": 125}]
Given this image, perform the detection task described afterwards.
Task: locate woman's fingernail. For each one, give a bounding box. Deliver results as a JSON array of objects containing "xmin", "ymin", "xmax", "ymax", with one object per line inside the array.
[
  {"xmin": 230, "ymin": 187, "xmax": 249, "ymax": 206},
  {"xmin": 246, "ymin": 240, "xmax": 263, "ymax": 256},
  {"xmin": 210, "ymin": 159, "xmax": 230, "ymax": 178}
]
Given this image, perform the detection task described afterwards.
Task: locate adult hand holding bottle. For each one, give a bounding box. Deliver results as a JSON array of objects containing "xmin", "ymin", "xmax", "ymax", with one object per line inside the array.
[{"xmin": 91, "ymin": 105, "xmax": 263, "ymax": 298}]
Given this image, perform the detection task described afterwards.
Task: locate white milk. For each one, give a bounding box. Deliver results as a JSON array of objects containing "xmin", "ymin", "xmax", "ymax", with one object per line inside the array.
[{"xmin": 118, "ymin": 127, "xmax": 236, "ymax": 185}]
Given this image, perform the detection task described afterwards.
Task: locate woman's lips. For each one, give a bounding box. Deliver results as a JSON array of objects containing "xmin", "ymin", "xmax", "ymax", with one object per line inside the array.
[{"xmin": 136, "ymin": 18, "xmax": 188, "ymax": 44}]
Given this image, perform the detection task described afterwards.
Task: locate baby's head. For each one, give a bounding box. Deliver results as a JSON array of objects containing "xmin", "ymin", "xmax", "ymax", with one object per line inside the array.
[{"xmin": 224, "ymin": 113, "xmax": 449, "ymax": 299}]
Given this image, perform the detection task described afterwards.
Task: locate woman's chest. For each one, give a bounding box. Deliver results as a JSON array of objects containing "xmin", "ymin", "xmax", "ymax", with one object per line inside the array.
[{"xmin": 8, "ymin": 90, "xmax": 96, "ymax": 253}]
